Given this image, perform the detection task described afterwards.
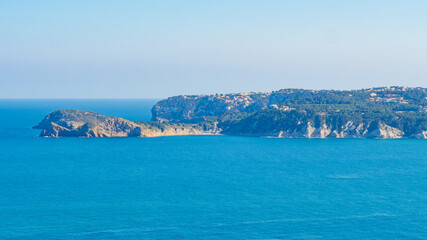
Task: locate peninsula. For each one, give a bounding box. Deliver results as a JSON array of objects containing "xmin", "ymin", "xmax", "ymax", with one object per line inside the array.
[{"xmin": 34, "ymin": 87, "xmax": 427, "ymax": 138}]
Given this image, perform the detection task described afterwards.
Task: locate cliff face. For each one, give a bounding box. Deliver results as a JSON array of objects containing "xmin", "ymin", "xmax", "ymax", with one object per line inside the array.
[
  {"xmin": 33, "ymin": 110, "xmax": 217, "ymax": 137},
  {"xmin": 225, "ymin": 119, "xmax": 405, "ymax": 139}
]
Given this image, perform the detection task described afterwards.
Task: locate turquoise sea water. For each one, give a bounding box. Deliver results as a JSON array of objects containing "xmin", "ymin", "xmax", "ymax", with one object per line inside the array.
[{"xmin": 0, "ymin": 100, "xmax": 426, "ymax": 239}]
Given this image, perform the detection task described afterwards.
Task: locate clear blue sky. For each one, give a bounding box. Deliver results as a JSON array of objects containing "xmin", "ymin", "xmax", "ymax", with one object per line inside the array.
[{"xmin": 1, "ymin": 0, "xmax": 426, "ymax": 98}]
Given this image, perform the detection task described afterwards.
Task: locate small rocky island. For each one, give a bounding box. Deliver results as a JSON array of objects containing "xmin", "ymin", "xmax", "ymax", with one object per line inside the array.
[{"xmin": 34, "ymin": 87, "xmax": 427, "ymax": 138}]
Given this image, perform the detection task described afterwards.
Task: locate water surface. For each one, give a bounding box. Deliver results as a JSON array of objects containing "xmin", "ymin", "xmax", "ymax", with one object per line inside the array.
[{"xmin": 0, "ymin": 100, "xmax": 426, "ymax": 239}]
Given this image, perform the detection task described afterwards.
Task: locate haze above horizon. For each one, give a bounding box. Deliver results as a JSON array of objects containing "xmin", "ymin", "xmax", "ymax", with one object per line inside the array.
[{"xmin": 1, "ymin": 1, "xmax": 427, "ymax": 99}]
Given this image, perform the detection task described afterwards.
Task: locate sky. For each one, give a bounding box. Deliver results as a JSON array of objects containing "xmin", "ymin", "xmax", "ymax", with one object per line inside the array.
[{"xmin": 1, "ymin": 0, "xmax": 427, "ymax": 98}]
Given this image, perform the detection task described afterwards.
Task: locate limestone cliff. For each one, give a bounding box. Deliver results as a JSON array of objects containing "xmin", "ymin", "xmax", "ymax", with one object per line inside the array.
[{"xmin": 228, "ymin": 120, "xmax": 405, "ymax": 139}]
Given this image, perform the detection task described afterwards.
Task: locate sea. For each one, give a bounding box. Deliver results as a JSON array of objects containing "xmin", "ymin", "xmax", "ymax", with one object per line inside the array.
[{"xmin": 0, "ymin": 99, "xmax": 426, "ymax": 239}]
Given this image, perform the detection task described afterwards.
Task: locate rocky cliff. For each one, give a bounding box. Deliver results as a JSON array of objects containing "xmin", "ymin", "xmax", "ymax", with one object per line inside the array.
[{"xmin": 223, "ymin": 113, "xmax": 407, "ymax": 139}]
